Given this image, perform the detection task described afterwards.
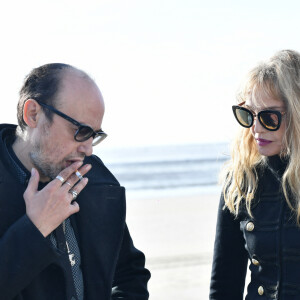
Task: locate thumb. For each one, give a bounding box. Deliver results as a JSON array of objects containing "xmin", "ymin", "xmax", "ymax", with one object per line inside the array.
[{"xmin": 24, "ymin": 168, "xmax": 40, "ymax": 199}]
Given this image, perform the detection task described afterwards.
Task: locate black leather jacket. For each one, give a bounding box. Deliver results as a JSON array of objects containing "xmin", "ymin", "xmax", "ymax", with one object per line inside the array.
[{"xmin": 210, "ymin": 156, "xmax": 300, "ymax": 300}]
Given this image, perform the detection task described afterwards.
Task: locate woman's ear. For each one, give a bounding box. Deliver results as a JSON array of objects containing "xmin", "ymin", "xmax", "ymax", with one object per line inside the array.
[{"xmin": 23, "ymin": 99, "xmax": 41, "ymax": 128}]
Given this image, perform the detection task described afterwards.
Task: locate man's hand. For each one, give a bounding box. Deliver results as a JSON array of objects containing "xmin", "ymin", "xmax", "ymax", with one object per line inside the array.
[{"xmin": 24, "ymin": 161, "xmax": 91, "ymax": 237}]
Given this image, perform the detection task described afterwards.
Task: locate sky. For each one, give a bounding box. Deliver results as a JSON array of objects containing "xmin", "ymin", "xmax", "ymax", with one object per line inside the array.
[{"xmin": 0, "ymin": 0, "xmax": 300, "ymax": 148}]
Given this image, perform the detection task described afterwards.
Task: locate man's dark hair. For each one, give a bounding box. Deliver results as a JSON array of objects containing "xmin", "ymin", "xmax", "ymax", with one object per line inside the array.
[{"xmin": 17, "ymin": 63, "xmax": 74, "ymax": 131}]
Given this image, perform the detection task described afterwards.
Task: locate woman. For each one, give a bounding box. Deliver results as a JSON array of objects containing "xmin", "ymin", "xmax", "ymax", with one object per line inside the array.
[{"xmin": 210, "ymin": 50, "xmax": 300, "ymax": 300}]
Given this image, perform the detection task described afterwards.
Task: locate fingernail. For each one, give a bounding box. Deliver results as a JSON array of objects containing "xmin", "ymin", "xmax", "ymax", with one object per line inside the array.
[{"xmin": 31, "ymin": 168, "xmax": 36, "ymax": 176}]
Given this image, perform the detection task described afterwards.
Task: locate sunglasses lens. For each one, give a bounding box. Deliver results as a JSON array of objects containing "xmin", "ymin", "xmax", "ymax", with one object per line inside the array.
[
  {"xmin": 75, "ymin": 126, "xmax": 107, "ymax": 146},
  {"xmin": 92, "ymin": 133, "xmax": 107, "ymax": 146},
  {"xmin": 234, "ymin": 107, "xmax": 253, "ymax": 127},
  {"xmin": 75, "ymin": 126, "xmax": 93, "ymax": 142},
  {"xmin": 259, "ymin": 112, "xmax": 279, "ymax": 130}
]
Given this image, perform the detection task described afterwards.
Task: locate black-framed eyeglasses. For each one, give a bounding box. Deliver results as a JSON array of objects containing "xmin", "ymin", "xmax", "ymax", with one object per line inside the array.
[
  {"xmin": 232, "ymin": 101, "xmax": 286, "ymax": 131},
  {"xmin": 36, "ymin": 100, "xmax": 107, "ymax": 146}
]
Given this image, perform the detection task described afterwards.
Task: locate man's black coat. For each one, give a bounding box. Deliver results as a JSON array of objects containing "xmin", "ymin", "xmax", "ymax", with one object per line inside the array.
[{"xmin": 0, "ymin": 124, "xmax": 150, "ymax": 300}]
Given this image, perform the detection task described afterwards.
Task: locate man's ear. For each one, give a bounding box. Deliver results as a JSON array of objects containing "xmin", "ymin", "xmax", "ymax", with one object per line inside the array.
[{"xmin": 23, "ymin": 99, "xmax": 41, "ymax": 128}]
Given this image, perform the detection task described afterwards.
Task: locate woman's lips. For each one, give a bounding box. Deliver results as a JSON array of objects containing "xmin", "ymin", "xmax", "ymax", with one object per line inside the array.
[{"xmin": 256, "ymin": 138, "xmax": 272, "ymax": 146}]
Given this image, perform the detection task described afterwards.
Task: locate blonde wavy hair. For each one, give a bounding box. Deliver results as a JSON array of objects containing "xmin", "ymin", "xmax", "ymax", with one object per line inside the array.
[{"xmin": 223, "ymin": 49, "xmax": 300, "ymax": 223}]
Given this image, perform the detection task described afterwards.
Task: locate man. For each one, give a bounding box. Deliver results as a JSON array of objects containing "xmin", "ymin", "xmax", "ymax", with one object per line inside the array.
[{"xmin": 0, "ymin": 63, "xmax": 150, "ymax": 299}]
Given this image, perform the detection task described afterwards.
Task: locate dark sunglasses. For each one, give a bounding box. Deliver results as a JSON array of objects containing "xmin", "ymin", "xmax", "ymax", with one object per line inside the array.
[
  {"xmin": 232, "ymin": 101, "xmax": 286, "ymax": 131},
  {"xmin": 36, "ymin": 100, "xmax": 107, "ymax": 146}
]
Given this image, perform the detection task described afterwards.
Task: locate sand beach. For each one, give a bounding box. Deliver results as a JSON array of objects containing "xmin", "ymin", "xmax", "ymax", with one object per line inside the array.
[{"xmin": 125, "ymin": 192, "xmax": 221, "ymax": 300}]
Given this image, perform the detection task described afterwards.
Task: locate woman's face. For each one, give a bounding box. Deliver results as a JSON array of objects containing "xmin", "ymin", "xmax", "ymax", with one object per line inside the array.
[{"xmin": 245, "ymin": 94, "xmax": 286, "ymax": 157}]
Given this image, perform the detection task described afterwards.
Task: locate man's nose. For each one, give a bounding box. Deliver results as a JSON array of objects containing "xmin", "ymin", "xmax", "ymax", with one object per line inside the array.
[{"xmin": 77, "ymin": 138, "xmax": 93, "ymax": 157}]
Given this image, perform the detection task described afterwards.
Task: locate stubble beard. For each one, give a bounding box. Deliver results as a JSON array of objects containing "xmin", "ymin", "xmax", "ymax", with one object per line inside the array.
[{"xmin": 29, "ymin": 141, "xmax": 64, "ymax": 180}]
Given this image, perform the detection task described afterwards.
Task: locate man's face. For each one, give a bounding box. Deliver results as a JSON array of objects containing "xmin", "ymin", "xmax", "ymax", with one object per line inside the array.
[{"xmin": 30, "ymin": 72, "xmax": 105, "ymax": 181}]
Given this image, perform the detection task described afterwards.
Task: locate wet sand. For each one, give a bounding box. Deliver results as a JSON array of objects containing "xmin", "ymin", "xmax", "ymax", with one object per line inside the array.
[{"xmin": 125, "ymin": 192, "xmax": 221, "ymax": 300}]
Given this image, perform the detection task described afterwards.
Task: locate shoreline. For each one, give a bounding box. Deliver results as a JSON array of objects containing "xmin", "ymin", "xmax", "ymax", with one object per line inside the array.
[{"xmin": 125, "ymin": 192, "xmax": 220, "ymax": 300}]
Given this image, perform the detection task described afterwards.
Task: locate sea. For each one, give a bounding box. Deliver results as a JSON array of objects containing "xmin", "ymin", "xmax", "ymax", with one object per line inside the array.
[{"xmin": 94, "ymin": 142, "xmax": 230, "ymax": 199}]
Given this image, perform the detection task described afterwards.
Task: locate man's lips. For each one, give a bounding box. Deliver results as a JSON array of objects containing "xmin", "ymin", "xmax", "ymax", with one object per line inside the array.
[
  {"xmin": 66, "ymin": 159, "xmax": 84, "ymax": 166},
  {"xmin": 256, "ymin": 138, "xmax": 272, "ymax": 146}
]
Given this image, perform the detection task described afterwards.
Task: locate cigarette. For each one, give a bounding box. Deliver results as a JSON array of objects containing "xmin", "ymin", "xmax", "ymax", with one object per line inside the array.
[{"xmin": 75, "ymin": 170, "xmax": 84, "ymax": 180}]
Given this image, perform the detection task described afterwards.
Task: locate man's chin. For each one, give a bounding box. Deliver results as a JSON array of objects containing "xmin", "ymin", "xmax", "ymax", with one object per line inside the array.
[{"xmin": 34, "ymin": 164, "xmax": 64, "ymax": 182}]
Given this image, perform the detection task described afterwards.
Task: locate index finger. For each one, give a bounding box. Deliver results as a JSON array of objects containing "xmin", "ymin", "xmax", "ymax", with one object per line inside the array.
[{"xmin": 53, "ymin": 161, "xmax": 83, "ymax": 186}]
